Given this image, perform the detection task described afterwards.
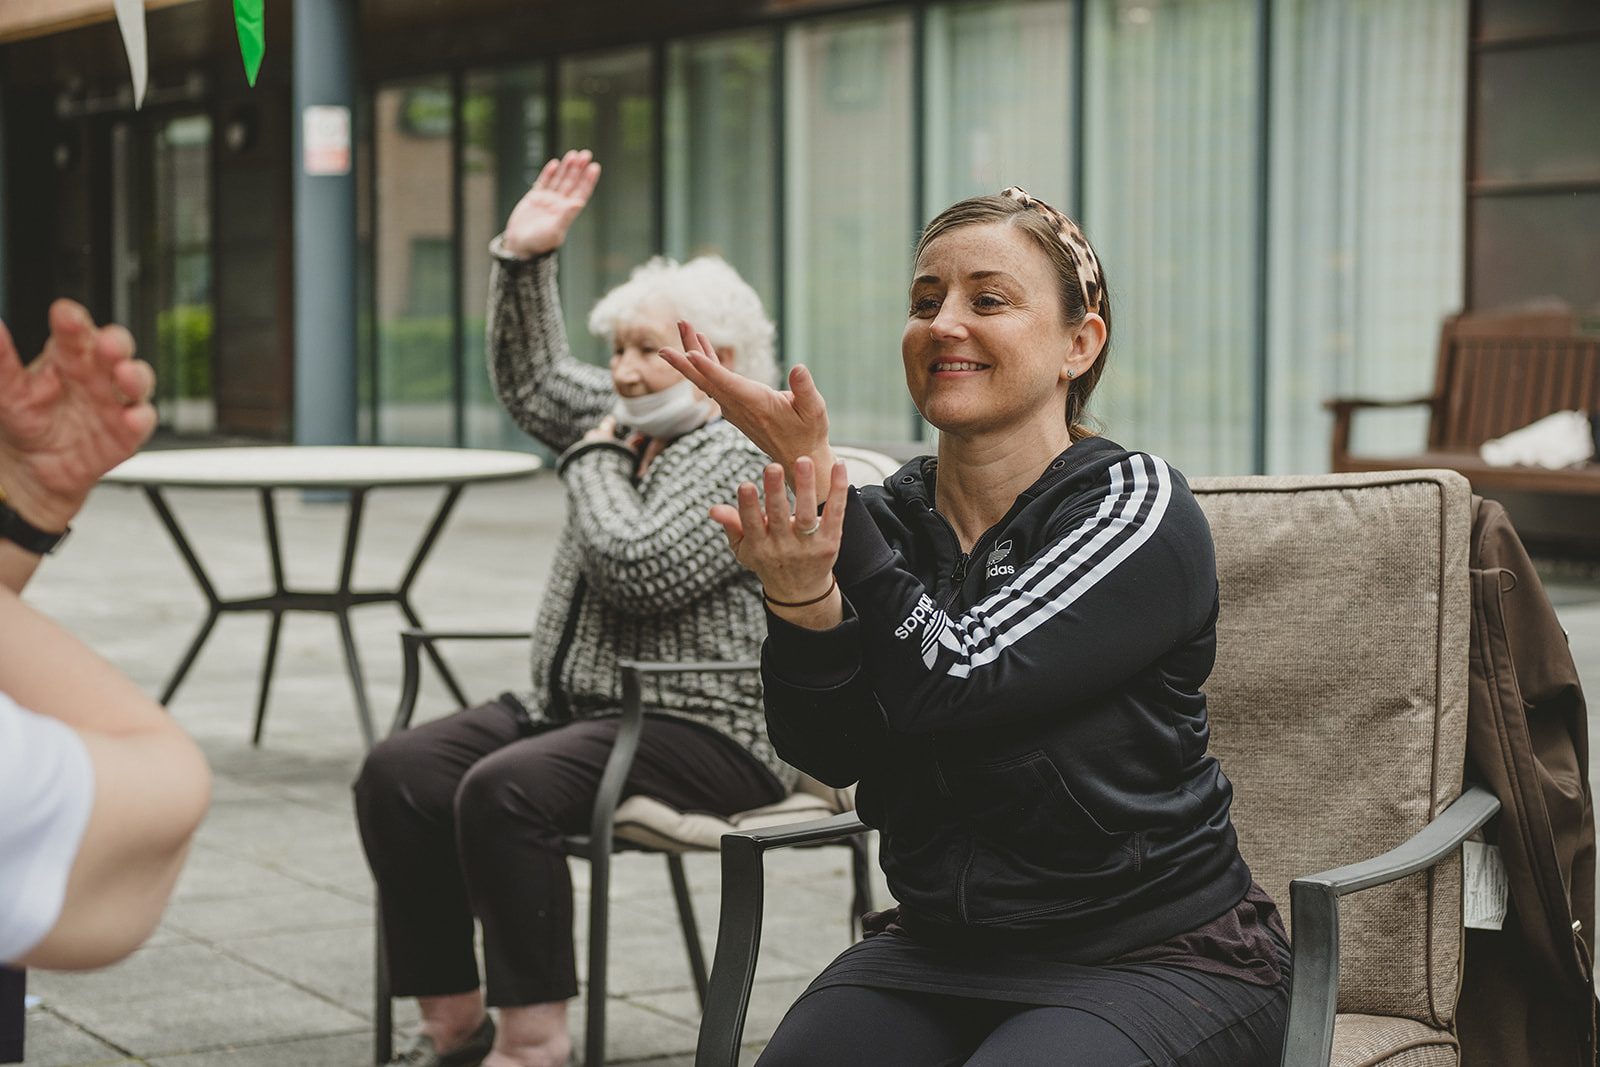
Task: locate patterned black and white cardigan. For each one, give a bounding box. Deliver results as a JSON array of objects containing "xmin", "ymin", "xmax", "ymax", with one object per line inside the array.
[{"xmin": 486, "ymin": 240, "xmax": 795, "ymax": 789}]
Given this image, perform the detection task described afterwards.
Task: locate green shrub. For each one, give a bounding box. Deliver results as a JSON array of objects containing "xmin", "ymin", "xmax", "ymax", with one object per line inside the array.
[{"xmin": 156, "ymin": 304, "xmax": 213, "ymax": 398}]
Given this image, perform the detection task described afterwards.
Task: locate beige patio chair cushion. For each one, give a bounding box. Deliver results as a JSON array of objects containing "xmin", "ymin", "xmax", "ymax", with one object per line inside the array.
[
  {"xmin": 614, "ymin": 774, "xmax": 856, "ymax": 852},
  {"xmin": 1331, "ymin": 1015, "xmax": 1457, "ymax": 1067},
  {"xmin": 1193, "ymin": 471, "xmax": 1472, "ymax": 1040}
]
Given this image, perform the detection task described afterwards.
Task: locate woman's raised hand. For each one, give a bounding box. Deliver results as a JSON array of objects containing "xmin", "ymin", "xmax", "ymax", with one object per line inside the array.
[
  {"xmin": 502, "ymin": 150, "xmax": 601, "ymax": 259},
  {"xmin": 658, "ymin": 321, "xmax": 834, "ymax": 478},
  {"xmin": 710, "ymin": 455, "xmax": 849, "ymax": 625}
]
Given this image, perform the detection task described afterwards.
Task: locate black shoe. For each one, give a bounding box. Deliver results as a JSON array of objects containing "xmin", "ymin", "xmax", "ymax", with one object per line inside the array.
[{"xmin": 389, "ymin": 1015, "xmax": 496, "ymax": 1067}]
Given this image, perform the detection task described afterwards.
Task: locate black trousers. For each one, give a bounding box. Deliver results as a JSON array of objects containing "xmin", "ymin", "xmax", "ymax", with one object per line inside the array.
[{"xmin": 353, "ymin": 697, "xmax": 783, "ymax": 1007}]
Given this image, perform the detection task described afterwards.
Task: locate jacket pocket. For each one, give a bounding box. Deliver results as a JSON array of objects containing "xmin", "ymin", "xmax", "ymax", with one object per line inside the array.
[{"xmin": 947, "ymin": 750, "xmax": 1139, "ymax": 925}]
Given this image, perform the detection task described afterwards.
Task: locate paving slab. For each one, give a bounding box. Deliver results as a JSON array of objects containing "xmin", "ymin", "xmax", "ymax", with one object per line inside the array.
[{"xmin": 12, "ymin": 1010, "xmax": 129, "ymax": 1067}]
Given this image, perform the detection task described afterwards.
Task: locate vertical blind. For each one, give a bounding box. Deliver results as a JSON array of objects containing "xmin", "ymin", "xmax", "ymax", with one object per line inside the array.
[
  {"xmin": 1267, "ymin": 0, "xmax": 1466, "ymax": 472},
  {"xmin": 1083, "ymin": 0, "xmax": 1261, "ymax": 475}
]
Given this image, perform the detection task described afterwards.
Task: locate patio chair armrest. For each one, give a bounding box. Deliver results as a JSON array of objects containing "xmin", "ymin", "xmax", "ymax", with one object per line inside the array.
[
  {"xmin": 616, "ymin": 658, "xmax": 761, "ymax": 675},
  {"xmin": 696, "ymin": 812, "xmax": 869, "ymax": 1067},
  {"xmin": 390, "ymin": 628, "xmax": 533, "ymax": 737},
  {"xmin": 1280, "ymin": 784, "xmax": 1501, "ymax": 1067},
  {"xmin": 1322, "ymin": 394, "xmax": 1436, "ymax": 413},
  {"xmin": 1324, "ymin": 395, "xmax": 1437, "ymax": 468}
]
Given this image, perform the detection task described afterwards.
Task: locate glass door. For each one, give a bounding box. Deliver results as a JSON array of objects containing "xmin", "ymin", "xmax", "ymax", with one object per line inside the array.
[{"xmin": 112, "ymin": 111, "xmax": 214, "ymax": 435}]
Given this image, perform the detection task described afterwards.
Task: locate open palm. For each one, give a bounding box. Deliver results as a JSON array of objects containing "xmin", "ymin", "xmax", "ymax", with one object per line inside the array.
[
  {"xmin": 503, "ymin": 149, "xmax": 601, "ymax": 258},
  {"xmin": 0, "ymin": 301, "xmax": 155, "ymax": 525}
]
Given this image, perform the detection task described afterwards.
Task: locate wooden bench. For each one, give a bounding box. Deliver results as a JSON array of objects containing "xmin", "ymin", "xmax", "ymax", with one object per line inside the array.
[{"xmin": 1327, "ymin": 311, "xmax": 1600, "ymax": 499}]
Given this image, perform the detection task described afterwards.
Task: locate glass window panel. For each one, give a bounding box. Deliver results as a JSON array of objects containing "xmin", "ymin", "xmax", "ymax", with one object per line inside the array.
[
  {"xmin": 1472, "ymin": 192, "xmax": 1600, "ymax": 317},
  {"xmin": 557, "ymin": 48, "xmax": 656, "ymax": 369},
  {"xmin": 923, "ymin": 0, "xmax": 1074, "ymax": 211},
  {"xmin": 1266, "ymin": 0, "xmax": 1466, "ymax": 472},
  {"xmin": 665, "ymin": 30, "xmax": 778, "ymax": 336},
  {"xmin": 1082, "ymin": 0, "xmax": 1259, "ymax": 475},
  {"xmin": 1477, "ymin": 0, "xmax": 1600, "ymax": 41},
  {"xmin": 151, "ymin": 114, "xmax": 214, "ymax": 435},
  {"xmin": 461, "ymin": 64, "xmax": 548, "ymax": 451},
  {"xmin": 1476, "ymin": 42, "xmax": 1600, "ymax": 185},
  {"xmin": 375, "ymin": 78, "xmax": 455, "ymax": 445},
  {"xmin": 785, "ymin": 11, "xmax": 916, "ymax": 444}
]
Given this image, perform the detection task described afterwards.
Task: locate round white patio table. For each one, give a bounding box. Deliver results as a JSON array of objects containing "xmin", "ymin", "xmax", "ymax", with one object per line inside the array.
[{"xmin": 103, "ymin": 446, "xmax": 542, "ymax": 749}]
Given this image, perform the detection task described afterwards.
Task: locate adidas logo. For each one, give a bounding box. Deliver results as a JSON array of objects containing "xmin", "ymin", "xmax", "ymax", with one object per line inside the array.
[{"xmin": 986, "ymin": 539, "xmax": 1015, "ymax": 579}]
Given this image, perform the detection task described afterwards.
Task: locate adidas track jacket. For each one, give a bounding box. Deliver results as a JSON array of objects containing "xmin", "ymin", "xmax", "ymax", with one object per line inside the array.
[{"xmin": 762, "ymin": 435, "xmax": 1252, "ymax": 959}]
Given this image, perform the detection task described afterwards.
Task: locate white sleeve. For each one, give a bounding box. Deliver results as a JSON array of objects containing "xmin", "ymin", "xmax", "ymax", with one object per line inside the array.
[{"xmin": 0, "ymin": 692, "xmax": 94, "ymax": 965}]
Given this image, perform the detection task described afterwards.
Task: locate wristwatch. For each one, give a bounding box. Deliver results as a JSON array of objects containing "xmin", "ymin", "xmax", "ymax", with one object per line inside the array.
[{"xmin": 0, "ymin": 488, "xmax": 70, "ymax": 555}]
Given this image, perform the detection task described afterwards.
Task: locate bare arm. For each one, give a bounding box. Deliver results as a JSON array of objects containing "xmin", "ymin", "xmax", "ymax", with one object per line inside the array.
[
  {"xmin": 2, "ymin": 588, "xmax": 211, "ymax": 970},
  {"xmin": 0, "ymin": 299, "xmax": 210, "ymax": 970}
]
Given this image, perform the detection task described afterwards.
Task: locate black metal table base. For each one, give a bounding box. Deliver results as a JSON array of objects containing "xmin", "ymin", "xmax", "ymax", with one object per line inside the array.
[{"xmin": 144, "ymin": 484, "xmax": 472, "ymax": 749}]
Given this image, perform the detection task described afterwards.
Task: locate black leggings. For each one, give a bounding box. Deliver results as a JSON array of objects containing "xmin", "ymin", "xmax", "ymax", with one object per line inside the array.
[
  {"xmin": 353, "ymin": 697, "xmax": 783, "ymax": 1006},
  {"xmin": 759, "ymin": 976, "xmax": 1288, "ymax": 1067}
]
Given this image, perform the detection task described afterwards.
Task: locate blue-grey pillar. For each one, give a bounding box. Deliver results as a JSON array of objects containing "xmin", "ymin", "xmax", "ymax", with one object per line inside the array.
[{"xmin": 292, "ymin": 0, "xmax": 358, "ymax": 445}]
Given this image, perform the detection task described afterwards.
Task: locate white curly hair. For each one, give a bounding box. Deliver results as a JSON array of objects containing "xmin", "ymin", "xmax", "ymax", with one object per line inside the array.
[{"xmin": 587, "ymin": 255, "xmax": 778, "ymax": 386}]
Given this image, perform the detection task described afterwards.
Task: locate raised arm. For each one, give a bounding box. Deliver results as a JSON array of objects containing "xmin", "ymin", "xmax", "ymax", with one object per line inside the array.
[
  {"xmin": 486, "ymin": 150, "xmax": 615, "ymax": 451},
  {"xmin": 0, "ymin": 298, "xmax": 211, "ymax": 971}
]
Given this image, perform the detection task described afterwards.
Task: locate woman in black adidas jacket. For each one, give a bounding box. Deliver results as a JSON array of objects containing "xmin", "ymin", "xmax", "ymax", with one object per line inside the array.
[{"xmin": 660, "ymin": 189, "xmax": 1290, "ymax": 1066}]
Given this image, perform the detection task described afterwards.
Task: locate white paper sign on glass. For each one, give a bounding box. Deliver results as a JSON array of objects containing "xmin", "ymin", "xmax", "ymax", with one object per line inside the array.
[{"xmin": 303, "ymin": 105, "xmax": 352, "ymax": 176}]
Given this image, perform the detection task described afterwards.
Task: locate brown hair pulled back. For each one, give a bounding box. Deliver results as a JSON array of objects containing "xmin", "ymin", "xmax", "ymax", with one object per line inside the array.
[{"xmin": 914, "ymin": 195, "xmax": 1112, "ymax": 439}]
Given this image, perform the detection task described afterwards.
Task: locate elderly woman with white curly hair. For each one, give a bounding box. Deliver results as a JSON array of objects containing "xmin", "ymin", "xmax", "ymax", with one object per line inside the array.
[{"xmin": 354, "ymin": 150, "xmax": 788, "ymax": 1067}]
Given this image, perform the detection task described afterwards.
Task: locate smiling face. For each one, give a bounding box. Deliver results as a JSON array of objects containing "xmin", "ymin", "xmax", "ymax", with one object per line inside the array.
[{"xmin": 903, "ymin": 221, "xmax": 1098, "ymax": 437}]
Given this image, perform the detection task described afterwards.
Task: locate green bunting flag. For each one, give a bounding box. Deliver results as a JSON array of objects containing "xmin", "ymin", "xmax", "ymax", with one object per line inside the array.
[{"xmin": 233, "ymin": 0, "xmax": 265, "ymax": 87}]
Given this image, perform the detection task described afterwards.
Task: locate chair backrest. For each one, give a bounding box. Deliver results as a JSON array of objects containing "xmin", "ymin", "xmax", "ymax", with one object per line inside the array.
[
  {"xmin": 833, "ymin": 445, "xmax": 905, "ymax": 488},
  {"xmin": 1429, "ymin": 311, "xmax": 1600, "ymax": 451},
  {"xmin": 1192, "ymin": 470, "xmax": 1473, "ymax": 1030}
]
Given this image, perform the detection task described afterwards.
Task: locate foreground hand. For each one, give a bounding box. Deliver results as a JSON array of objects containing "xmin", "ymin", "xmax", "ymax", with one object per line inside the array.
[
  {"xmin": 658, "ymin": 321, "xmax": 833, "ymax": 479},
  {"xmin": 503, "ymin": 149, "xmax": 601, "ymax": 259},
  {"xmin": 710, "ymin": 456, "xmax": 849, "ymax": 607},
  {"xmin": 0, "ymin": 300, "xmax": 156, "ymax": 530}
]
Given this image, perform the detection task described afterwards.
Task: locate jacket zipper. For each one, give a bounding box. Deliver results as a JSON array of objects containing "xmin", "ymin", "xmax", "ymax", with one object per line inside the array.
[
  {"xmin": 546, "ymin": 574, "xmax": 587, "ymax": 722},
  {"xmin": 929, "ymin": 537, "xmax": 970, "ymax": 801}
]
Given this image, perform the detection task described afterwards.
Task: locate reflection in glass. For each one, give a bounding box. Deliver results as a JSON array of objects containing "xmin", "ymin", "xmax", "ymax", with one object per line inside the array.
[
  {"xmin": 117, "ymin": 115, "xmax": 212, "ymax": 435},
  {"xmin": 1476, "ymin": 42, "xmax": 1600, "ymax": 186},
  {"xmin": 923, "ymin": 0, "xmax": 1073, "ymax": 210},
  {"xmin": 1473, "ymin": 193, "xmax": 1600, "ymax": 317},
  {"xmin": 665, "ymin": 31, "xmax": 778, "ymax": 333},
  {"xmin": 1082, "ymin": 0, "xmax": 1259, "ymax": 474},
  {"xmin": 375, "ymin": 78, "xmax": 455, "ymax": 445},
  {"xmin": 558, "ymin": 48, "xmax": 656, "ymax": 369},
  {"xmin": 462, "ymin": 65, "xmax": 548, "ymax": 450},
  {"xmin": 785, "ymin": 12, "xmax": 915, "ymax": 444}
]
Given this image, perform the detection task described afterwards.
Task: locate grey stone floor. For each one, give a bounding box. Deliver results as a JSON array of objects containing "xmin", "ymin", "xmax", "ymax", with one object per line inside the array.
[{"xmin": 16, "ymin": 467, "xmax": 1600, "ymax": 1065}]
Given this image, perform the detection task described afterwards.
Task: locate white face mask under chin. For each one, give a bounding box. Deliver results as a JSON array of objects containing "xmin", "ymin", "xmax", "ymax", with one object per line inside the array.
[{"xmin": 613, "ymin": 379, "xmax": 716, "ymax": 440}]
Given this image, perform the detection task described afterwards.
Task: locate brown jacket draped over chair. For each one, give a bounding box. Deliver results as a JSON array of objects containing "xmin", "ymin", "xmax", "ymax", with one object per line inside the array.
[{"xmin": 1458, "ymin": 497, "xmax": 1598, "ymax": 1066}]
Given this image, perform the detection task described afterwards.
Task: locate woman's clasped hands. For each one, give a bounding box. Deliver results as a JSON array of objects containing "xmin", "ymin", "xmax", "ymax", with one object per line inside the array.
[{"xmin": 659, "ymin": 322, "xmax": 847, "ymax": 623}]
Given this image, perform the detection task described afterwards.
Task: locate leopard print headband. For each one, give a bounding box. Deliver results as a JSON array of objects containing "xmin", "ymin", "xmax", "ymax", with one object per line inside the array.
[{"xmin": 999, "ymin": 187, "xmax": 1103, "ymax": 317}]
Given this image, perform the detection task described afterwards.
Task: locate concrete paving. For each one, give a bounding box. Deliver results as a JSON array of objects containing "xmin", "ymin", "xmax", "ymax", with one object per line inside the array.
[{"xmin": 15, "ymin": 465, "xmax": 1600, "ymax": 1065}]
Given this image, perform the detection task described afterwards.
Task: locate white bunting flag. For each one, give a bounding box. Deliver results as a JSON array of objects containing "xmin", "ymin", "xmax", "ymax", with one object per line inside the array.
[{"xmin": 113, "ymin": 0, "xmax": 149, "ymax": 109}]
